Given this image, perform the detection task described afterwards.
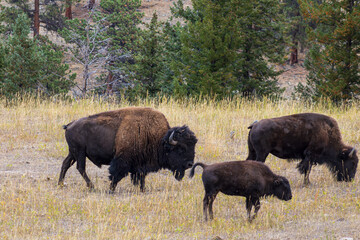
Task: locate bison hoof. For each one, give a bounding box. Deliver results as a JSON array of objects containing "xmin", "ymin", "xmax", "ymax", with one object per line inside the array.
[
  {"xmin": 248, "ymin": 216, "xmax": 256, "ymax": 223},
  {"xmin": 302, "ymin": 180, "xmax": 311, "ymax": 187},
  {"xmin": 58, "ymin": 182, "xmax": 66, "ymax": 188}
]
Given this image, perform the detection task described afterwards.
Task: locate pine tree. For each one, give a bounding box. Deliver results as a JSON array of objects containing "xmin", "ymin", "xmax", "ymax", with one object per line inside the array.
[
  {"xmin": 100, "ymin": 0, "xmax": 143, "ymax": 93},
  {"xmin": 171, "ymin": 0, "xmax": 286, "ymax": 98},
  {"xmin": 0, "ymin": 0, "xmax": 66, "ymax": 33},
  {"xmin": 282, "ymin": 0, "xmax": 308, "ymax": 64},
  {"xmin": 162, "ymin": 21, "xmax": 186, "ymax": 97},
  {"xmin": 129, "ymin": 12, "xmax": 166, "ymax": 97},
  {"xmin": 0, "ymin": 14, "xmax": 75, "ymax": 97},
  {"xmin": 296, "ymin": 0, "xmax": 360, "ymax": 102},
  {"xmin": 235, "ymin": 0, "xmax": 286, "ymax": 97}
]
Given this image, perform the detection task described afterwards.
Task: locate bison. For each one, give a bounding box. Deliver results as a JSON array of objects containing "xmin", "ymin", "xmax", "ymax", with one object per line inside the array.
[
  {"xmin": 189, "ymin": 160, "xmax": 292, "ymax": 221},
  {"xmin": 246, "ymin": 113, "xmax": 358, "ymax": 185},
  {"xmin": 58, "ymin": 107, "xmax": 198, "ymax": 192}
]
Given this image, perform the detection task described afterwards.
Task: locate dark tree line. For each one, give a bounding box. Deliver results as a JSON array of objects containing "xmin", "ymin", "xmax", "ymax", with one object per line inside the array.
[{"xmin": 1, "ymin": 0, "xmax": 360, "ymax": 102}]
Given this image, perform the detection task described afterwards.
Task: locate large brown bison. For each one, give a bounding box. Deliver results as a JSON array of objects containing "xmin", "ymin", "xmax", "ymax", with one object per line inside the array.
[
  {"xmin": 189, "ymin": 160, "xmax": 292, "ymax": 221},
  {"xmin": 246, "ymin": 113, "xmax": 358, "ymax": 185},
  {"xmin": 58, "ymin": 107, "xmax": 198, "ymax": 192}
]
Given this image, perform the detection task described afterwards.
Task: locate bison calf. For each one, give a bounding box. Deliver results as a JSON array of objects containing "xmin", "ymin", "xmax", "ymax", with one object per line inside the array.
[
  {"xmin": 189, "ymin": 160, "xmax": 292, "ymax": 221},
  {"xmin": 246, "ymin": 113, "xmax": 358, "ymax": 185}
]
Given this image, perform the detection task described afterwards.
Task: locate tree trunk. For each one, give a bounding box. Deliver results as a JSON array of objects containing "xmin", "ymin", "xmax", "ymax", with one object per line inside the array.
[
  {"xmin": 83, "ymin": 20, "xmax": 91, "ymax": 93},
  {"xmin": 65, "ymin": 0, "xmax": 72, "ymax": 19},
  {"xmin": 290, "ymin": 45, "xmax": 298, "ymax": 65},
  {"xmin": 34, "ymin": 0, "xmax": 40, "ymax": 37},
  {"xmin": 89, "ymin": 0, "xmax": 96, "ymax": 9},
  {"xmin": 106, "ymin": 71, "xmax": 114, "ymax": 94}
]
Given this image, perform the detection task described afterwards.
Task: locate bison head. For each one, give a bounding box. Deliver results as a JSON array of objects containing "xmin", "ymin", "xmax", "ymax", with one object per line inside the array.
[
  {"xmin": 335, "ymin": 147, "xmax": 359, "ymax": 181},
  {"xmin": 272, "ymin": 176, "xmax": 292, "ymax": 201},
  {"xmin": 161, "ymin": 125, "xmax": 198, "ymax": 181}
]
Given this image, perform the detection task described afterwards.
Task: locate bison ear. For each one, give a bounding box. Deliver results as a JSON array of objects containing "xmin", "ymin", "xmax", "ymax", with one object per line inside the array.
[{"xmin": 274, "ymin": 178, "xmax": 283, "ymax": 186}]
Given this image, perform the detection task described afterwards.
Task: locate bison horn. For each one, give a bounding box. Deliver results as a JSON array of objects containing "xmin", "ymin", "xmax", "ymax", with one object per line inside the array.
[
  {"xmin": 169, "ymin": 131, "xmax": 178, "ymax": 145},
  {"xmin": 349, "ymin": 148, "xmax": 355, "ymax": 158}
]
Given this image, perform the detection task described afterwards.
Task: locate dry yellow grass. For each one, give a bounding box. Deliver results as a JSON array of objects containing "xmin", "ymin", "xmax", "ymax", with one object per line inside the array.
[{"xmin": 1, "ymin": 96, "xmax": 359, "ymax": 239}]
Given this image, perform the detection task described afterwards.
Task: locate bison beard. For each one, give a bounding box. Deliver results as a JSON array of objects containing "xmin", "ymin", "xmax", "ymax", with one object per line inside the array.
[
  {"xmin": 58, "ymin": 107, "xmax": 198, "ymax": 192},
  {"xmin": 108, "ymin": 125, "xmax": 196, "ymax": 192}
]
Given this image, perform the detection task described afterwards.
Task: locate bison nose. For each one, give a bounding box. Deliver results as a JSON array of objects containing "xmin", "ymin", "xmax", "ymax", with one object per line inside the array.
[
  {"xmin": 287, "ymin": 194, "xmax": 292, "ymax": 201},
  {"xmin": 186, "ymin": 162, "xmax": 193, "ymax": 168}
]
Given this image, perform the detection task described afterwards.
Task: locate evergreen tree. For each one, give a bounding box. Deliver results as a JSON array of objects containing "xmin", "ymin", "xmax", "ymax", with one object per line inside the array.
[
  {"xmin": 235, "ymin": 0, "xmax": 286, "ymax": 97},
  {"xmin": 162, "ymin": 21, "xmax": 186, "ymax": 97},
  {"xmin": 0, "ymin": 14, "xmax": 75, "ymax": 97},
  {"xmin": 282, "ymin": 0, "xmax": 308, "ymax": 64},
  {"xmin": 171, "ymin": 0, "xmax": 286, "ymax": 98},
  {"xmin": 130, "ymin": 12, "xmax": 166, "ymax": 97},
  {"xmin": 0, "ymin": 0, "xmax": 66, "ymax": 34},
  {"xmin": 100, "ymin": 0, "xmax": 143, "ymax": 93},
  {"xmin": 296, "ymin": 0, "xmax": 360, "ymax": 102}
]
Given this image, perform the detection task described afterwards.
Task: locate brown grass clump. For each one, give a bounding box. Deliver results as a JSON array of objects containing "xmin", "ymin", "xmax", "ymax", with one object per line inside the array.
[{"xmin": 1, "ymin": 96, "xmax": 359, "ymax": 239}]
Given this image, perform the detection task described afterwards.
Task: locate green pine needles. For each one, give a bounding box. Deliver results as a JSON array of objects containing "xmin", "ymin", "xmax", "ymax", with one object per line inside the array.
[
  {"xmin": 0, "ymin": 14, "xmax": 75, "ymax": 98},
  {"xmin": 296, "ymin": 0, "xmax": 360, "ymax": 103}
]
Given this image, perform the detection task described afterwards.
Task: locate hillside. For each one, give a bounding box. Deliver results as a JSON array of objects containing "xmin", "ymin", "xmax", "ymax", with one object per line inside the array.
[
  {"xmin": 72, "ymin": 0, "xmax": 308, "ymax": 97},
  {"xmin": 0, "ymin": 0, "xmax": 308, "ymax": 97}
]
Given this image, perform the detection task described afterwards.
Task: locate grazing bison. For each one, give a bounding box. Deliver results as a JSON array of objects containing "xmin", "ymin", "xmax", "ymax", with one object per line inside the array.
[
  {"xmin": 246, "ymin": 113, "xmax": 358, "ymax": 185},
  {"xmin": 189, "ymin": 160, "xmax": 292, "ymax": 221},
  {"xmin": 58, "ymin": 107, "xmax": 198, "ymax": 192}
]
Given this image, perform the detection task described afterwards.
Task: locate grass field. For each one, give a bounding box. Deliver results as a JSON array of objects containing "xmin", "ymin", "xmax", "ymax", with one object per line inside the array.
[{"xmin": 1, "ymin": 96, "xmax": 359, "ymax": 239}]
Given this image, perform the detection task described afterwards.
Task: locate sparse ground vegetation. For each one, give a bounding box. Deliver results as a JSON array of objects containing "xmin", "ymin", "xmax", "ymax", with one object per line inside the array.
[{"xmin": 1, "ymin": 96, "xmax": 359, "ymax": 239}]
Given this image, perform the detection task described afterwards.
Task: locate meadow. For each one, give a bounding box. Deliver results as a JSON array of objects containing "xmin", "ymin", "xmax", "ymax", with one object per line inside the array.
[{"xmin": 0, "ymin": 96, "xmax": 359, "ymax": 239}]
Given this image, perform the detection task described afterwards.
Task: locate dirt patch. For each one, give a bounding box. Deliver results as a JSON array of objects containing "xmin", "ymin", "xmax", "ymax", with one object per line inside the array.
[{"xmin": 278, "ymin": 60, "xmax": 308, "ymax": 98}]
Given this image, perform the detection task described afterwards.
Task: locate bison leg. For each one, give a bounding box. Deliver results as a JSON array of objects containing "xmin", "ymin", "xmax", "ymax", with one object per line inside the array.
[
  {"xmin": 202, "ymin": 192, "xmax": 218, "ymax": 221},
  {"xmin": 247, "ymin": 135, "xmax": 269, "ymax": 162},
  {"xmin": 130, "ymin": 172, "xmax": 146, "ymax": 192},
  {"xmin": 246, "ymin": 196, "xmax": 260, "ymax": 222},
  {"xmin": 297, "ymin": 158, "xmax": 313, "ymax": 186},
  {"xmin": 203, "ymin": 194, "xmax": 210, "ymax": 221},
  {"xmin": 250, "ymin": 144, "xmax": 269, "ymax": 162},
  {"xmin": 303, "ymin": 163, "xmax": 312, "ymax": 186},
  {"xmin": 75, "ymin": 151, "xmax": 94, "ymax": 189},
  {"xmin": 251, "ymin": 197, "xmax": 261, "ymax": 221},
  {"xmin": 208, "ymin": 194, "xmax": 217, "ymax": 220},
  {"xmin": 203, "ymin": 193, "xmax": 217, "ymax": 221},
  {"xmin": 109, "ymin": 159, "xmax": 130, "ymax": 192},
  {"xmin": 256, "ymin": 152, "xmax": 269, "ymax": 162},
  {"xmin": 130, "ymin": 173, "xmax": 138, "ymax": 185},
  {"xmin": 139, "ymin": 173, "xmax": 146, "ymax": 192},
  {"xmin": 58, "ymin": 152, "xmax": 76, "ymax": 186},
  {"xmin": 246, "ymin": 197, "xmax": 253, "ymax": 220},
  {"xmin": 246, "ymin": 139, "xmax": 257, "ymax": 160}
]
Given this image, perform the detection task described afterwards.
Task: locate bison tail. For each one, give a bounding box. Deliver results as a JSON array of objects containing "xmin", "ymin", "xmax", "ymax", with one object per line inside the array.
[
  {"xmin": 247, "ymin": 120, "xmax": 258, "ymax": 129},
  {"xmin": 62, "ymin": 121, "xmax": 75, "ymax": 130},
  {"xmin": 189, "ymin": 162, "xmax": 206, "ymax": 178}
]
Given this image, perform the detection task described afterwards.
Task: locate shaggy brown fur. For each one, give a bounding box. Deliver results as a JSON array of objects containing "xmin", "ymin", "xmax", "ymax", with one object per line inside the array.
[
  {"xmin": 95, "ymin": 107, "xmax": 170, "ymax": 170},
  {"xmin": 246, "ymin": 113, "xmax": 358, "ymax": 185},
  {"xmin": 59, "ymin": 107, "xmax": 198, "ymax": 192},
  {"xmin": 190, "ymin": 160, "xmax": 292, "ymax": 221}
]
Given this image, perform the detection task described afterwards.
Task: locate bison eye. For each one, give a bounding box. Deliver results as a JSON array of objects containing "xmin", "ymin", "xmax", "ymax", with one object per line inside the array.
[{"xmin": 177, "ymin": 146, "xmax": 185, "ymax": 154}]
